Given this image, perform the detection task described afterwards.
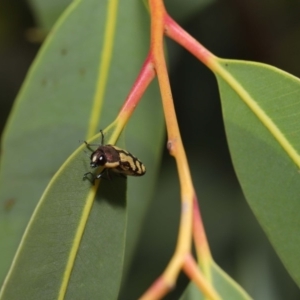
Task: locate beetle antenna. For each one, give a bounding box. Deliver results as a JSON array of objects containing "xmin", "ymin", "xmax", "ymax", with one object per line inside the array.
[
  {"xmin": 100, "ymin": 129, "xmax": 104, "ymax": 145},
  {"xmin": 84, "ymin": 141, "xmax": 95, "ymax": 152}
]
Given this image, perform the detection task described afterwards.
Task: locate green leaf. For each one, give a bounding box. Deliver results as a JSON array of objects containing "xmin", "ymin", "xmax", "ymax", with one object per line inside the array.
[
  {"xmin": 0, "ymin": 134, "xmax": 127, "ymax": 299},
  {"xmin": 180, "ymin": 262, "xmax": 251, "ymax": 299},
  {"xmin": 216, "ymin": 60, "xmax": 300, "ymax": 287},
  {"xmin": 0, "ymin": 0, "xmax": 164, "ymax": 291},
  {"xmin": 28, "ymin": 0, "xmax": 71, "ymax": 30},
  {"xmin": 28, "ymin": 0, "xmax": 216, "ymax": 33}
]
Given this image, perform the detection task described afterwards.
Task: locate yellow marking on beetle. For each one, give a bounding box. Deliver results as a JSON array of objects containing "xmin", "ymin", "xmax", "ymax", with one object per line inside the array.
[
  {"xmin": 105, "ymin": 161, "xmax": 120, "ymax": 168},
  {"xmin": 135, "ymin": 160, "xmax": 142, "ymax": 174},
  {"xmin": 138, "ymin": 161, "xmax": 145, "ymax": 174},
  {"xmin": 119, "ymin": 153, "xmax": 136, "ymax": 170},
  {"xmin": 84, "ymin": 131, "xmax": 146, "ymax": 179}
]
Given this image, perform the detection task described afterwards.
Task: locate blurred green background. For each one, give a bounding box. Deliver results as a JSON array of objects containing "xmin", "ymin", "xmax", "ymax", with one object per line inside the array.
[{"xmin": 1, "ymin": 0, "xmax": 300, "ymax": 299}]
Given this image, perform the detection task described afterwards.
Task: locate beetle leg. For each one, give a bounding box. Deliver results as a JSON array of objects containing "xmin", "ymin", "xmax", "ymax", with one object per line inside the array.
[
  {"xmin": 83, "ymin": 172, "xmax": 96, "ymax": 185},
  {"xmin": 96, "ymin": 169, "xmax": 111, "ymax": 180}
]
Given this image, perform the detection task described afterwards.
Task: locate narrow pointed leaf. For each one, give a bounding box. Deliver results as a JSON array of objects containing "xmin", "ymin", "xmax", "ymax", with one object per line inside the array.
[
  {"xmin": 215, "ymin": 59, "xmax": 300, "ymax": 286},
  {"xmin": 0, "ymin": 134, "xmax": 127, "ymax": 299},
  {"xmin": 0, "ymin": 0, "xmax": 163, "ymax": 289}
]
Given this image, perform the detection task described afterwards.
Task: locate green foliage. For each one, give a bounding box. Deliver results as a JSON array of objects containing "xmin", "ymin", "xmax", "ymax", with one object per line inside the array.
[
  {"xmin": 216, "ymin": 60, "xmax": 300, "ymax": 287},
  {"xmin": 1, "ymin": 0, "xmax": 300, "ymax": 299},
  {"xmin": 1, "ymin": 142, "xmax": 127, "ymax": 299},
  {"xmin": 0, "ymin": 0, "xmax": 163, "ymax": 297}
]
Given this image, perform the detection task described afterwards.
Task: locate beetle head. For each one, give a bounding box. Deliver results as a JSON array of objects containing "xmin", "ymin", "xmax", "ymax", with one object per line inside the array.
[{"xmin": 90, "ymin": 150, "xmax": 107, "ymax": 168}]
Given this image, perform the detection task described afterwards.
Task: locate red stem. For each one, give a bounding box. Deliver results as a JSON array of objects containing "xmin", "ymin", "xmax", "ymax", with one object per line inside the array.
[
  {"xmin": 164, "ymin": 14, "xmax": 215, "ymax": 68},
  {"xmin": 118, "ymin": 53, "xmax": 155, "ymax": 119},
  {"xmin": 139, "ymin": 277, "xmax": 171, "ymax": 300},
  {"xmin": 183, "ymin": 254, "xmax": 220, "ymax": 300}
]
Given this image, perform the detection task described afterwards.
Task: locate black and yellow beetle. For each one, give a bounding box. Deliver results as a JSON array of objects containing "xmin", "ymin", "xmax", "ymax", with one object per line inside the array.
[{"xmin": 83, "ymin": 130, "xmax": 146, "ymax": 181}]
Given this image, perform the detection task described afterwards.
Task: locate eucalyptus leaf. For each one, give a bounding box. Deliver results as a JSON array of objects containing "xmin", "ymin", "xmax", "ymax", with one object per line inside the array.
[
  {"xmin": 0, "ymin": 134, "xmax": 127, "ymax": 299},
  {"xmin": 0, "ymin": 0, "xmax": 164, "ymax": 289},
  {"xmin": 216, "ymin": 60, "xmax": 300, "ymax": 287}
]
